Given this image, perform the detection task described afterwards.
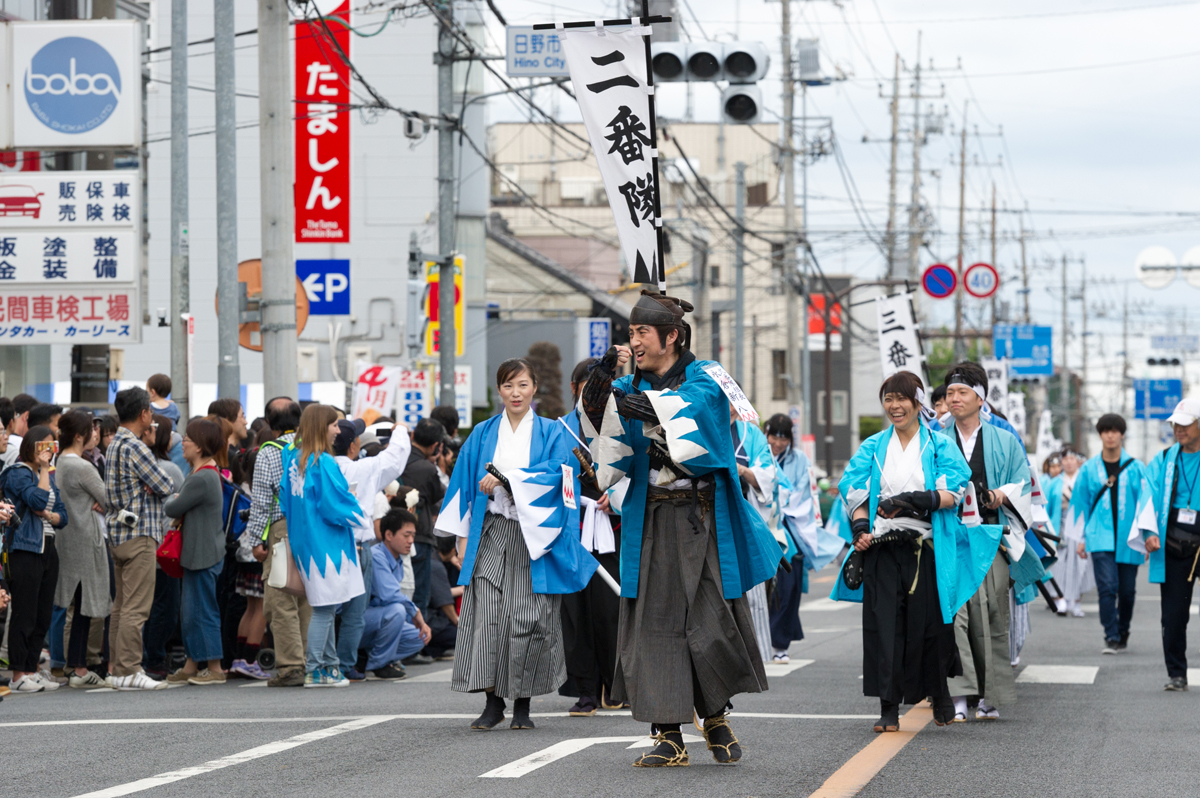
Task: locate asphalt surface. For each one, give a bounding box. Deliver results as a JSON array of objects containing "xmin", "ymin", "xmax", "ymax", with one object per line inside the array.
[{"xmin": 4, "ymin": 566, "xmax": 1199, "ymax": 797}]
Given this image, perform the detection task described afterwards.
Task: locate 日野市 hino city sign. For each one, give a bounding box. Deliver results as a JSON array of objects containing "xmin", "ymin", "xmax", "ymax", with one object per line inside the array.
[{"xmin": 8, "ymin": 20, "xmax": 142, "ymax": 148}]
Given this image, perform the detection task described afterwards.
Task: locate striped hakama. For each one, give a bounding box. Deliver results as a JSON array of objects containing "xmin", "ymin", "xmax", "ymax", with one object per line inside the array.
[
  {"xmin": 451, "ymin": 512, "xmax": 566, "ymax": 699},
  {"xmin": 746, "ymin": 582, "xmax": 773, "ymax": 663},
  {"xmin": 611, "ymin": 490, "xmax": 768, "ymax": 723}
]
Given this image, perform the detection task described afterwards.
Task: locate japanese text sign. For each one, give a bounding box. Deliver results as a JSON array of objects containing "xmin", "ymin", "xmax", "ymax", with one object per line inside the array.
[
  {"xmin": 874, "ymin": 292, "xmax": 924, "ymax": 379},
  {"xmin": 506, "ymin": 26, "xmax": 569, "ymax": 77},
  {"xmin": 351, "ymin": 360, "xmax": 402, "ymax": 420},
  {"xmin": 561, "ymin": 25, "xmax": 662, "ymax": 289},
  {"xmin": 295, "ymin": 1, "xmax": 350, "ymax": 243},
  {"xmin": 993, "ymin": 324, "xmax": 1053, "ymax": 376},
  {"xmin": 703, "ymin": 362, "xmax": 758, "ymax": 422}
]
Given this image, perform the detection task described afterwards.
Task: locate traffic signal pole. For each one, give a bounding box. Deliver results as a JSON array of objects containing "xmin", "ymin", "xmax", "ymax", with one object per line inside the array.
[{"xmin": 436, "ymin": 0, "xmax": 457, "ymax": 407}]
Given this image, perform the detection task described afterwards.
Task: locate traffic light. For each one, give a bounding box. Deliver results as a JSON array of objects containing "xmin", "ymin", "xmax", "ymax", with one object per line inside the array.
[
  {"xmin": 1148, "ymin": 357, "xmax": 1182, "ymax": 366},
  {"xmin": 650, "ymin": 41, "xmax": 770, "ymax": 125}
]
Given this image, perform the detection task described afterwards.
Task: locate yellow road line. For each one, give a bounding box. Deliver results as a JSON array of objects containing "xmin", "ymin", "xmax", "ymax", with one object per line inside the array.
[{"xmin": 806, "ymin": 702, "xmax": 933, "ymax": 798}]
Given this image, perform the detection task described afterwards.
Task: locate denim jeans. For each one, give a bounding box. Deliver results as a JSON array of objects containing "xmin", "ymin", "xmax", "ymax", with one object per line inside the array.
[
  {"xmin": 1091, "ymin": 550, "xmax": 1137, "ymax": 643},
  {"xmin": 180, "ymin": 560, "xmax": 224, "ymax": 663},
  {"xmin": 336, "ymin": 542, "xmax": 374, "ymax": 673},
  {"xmin": 49, "ymin": 604, "xmax": 67, "ymax": 668},
  {"xmin": 306, "ymin": 604, "xmax": 339, "ymax": 673},
  {"xmin": 411, "ymin": 542, "xmax": 432, "ymax": 614}
]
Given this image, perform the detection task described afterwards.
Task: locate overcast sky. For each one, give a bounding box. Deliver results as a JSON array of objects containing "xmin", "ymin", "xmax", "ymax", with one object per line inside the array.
[{"xmin": 468, "ymin": 0, "xmax": 1200, "ymax": 413}]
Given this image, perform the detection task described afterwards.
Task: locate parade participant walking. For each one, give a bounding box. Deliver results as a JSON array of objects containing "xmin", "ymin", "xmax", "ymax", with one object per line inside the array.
[
  {"xmin": 832, "ymin": 371, "xmax": 996, "ymax": 731},
  {"xmin": 1144, "ymin": 399, "xmax": 1200, "ymax": 690},
  {"xmin": 438, "ymin": 358, "xmax": 595, "ymax": 731},
  {"xmin": 937, "ymin": 363, "xmax": 1032, "ymax": 721},
  {"xmin": 559, "ymin": 357, "xmax": 624, "ymax": 716},
  {"xmin": 1071, "ymin": 414, "xmax": 1156, "ymax": 654},
  {"xmin": 578, "ymin": 291, "xmax": 780, "ymax": 767},
  {"xmin": 277, "ymin": 405, "xmax": 367, "ymax": 688},
  {"xmin": 731, "ymin": 403, "xmax": 781, "ymax": 663},
  {"xmin": 763, "ymin": 413, "xmax": 816, "ymax": 663},
  {"xmin": 1051, "ymin": 449, "xmax": 1093, "ymax": 617}
]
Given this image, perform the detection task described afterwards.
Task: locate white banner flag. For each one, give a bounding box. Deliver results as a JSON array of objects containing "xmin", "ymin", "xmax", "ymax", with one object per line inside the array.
[
  {"xmin": 982, "ymin": 358, "xmax": 1008, "ymax": 410},
  {"xmin": 1035, "ymin": 408, "xmax": 1060, "ymax": 470},
  {"xmin": 1006, "ymin": 392, "xmax": 1027, "ymax": 440},
  {"xmin": 874, "ymin": 292, "xmax": 924, "ymax": 378},
  {"xmin": 351, "ymin": 360, "xmax": 402, "ymax": 420},
  {"xmin": 561, "ymin": 25, "xmax": 662, "ymax": 289}
]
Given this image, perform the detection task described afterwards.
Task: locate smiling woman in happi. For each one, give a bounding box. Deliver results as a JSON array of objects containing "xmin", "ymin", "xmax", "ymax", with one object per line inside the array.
[{"xmin": 436, "ymin": 357, "xmax": 596, "ymax": 732}]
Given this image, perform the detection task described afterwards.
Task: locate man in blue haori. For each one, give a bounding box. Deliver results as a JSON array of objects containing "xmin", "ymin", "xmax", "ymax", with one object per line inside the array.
[{"xmin": 579, "ymin": 291, "xmax": 780, "ymax": 768}]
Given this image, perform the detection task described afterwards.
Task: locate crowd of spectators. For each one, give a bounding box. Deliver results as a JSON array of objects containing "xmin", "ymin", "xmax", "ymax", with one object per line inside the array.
[{"xmin": 0, "ymin": 376, "xmax": 463, "ymax": 698}]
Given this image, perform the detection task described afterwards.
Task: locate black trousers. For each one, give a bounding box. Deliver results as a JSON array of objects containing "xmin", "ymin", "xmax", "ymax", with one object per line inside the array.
[
  {"xmin": 66, "ymin": 583, "xmax": 93, "ymax": 669},
  {"xmin": 8, "ymin": 537, "xmax": 59, "ymax": 674},
  {"xmin": 1161, "ymin": 551, "xmax": 1197, "ymax": 679},
  {"xmin": 770, "ymin": 556, "xmax": 805, "ymax": 651},
  {"xmin": 559, "ymin": 548, "xmax": 621, "ymax": 699},
  {"xmin": 142, "ymin": 567, "xmax": 180, "ymax": 672}
]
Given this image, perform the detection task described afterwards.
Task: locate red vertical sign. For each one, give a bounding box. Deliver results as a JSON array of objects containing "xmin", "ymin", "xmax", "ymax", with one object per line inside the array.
[{"xmin": 295, "ymin": 2, "xmax": 350, "ymax": 243}]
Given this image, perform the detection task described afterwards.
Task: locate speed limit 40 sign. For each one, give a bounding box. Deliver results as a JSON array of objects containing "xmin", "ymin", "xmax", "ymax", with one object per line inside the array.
[{"xmin": 963, "ymin": 262, "xmax": 1000, "ymax": 299}]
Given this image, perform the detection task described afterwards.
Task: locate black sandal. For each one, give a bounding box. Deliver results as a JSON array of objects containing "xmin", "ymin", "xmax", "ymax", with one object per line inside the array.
[
  {"xmin": 633, "ymin": 725, "xmax": 689, "ymax": 767},
  {"xmin": 701, "ymin": 713, "xmax": 742, "ymax": 764}
]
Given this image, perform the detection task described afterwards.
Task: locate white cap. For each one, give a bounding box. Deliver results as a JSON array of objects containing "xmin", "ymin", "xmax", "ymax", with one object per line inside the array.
[{"xmin": 1167, "ymin": 397, "xmax": 1200, "ymax": 426}]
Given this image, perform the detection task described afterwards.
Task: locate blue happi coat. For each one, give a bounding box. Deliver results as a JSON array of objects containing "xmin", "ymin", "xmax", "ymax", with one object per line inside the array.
[
  {"xmin": 775, "ymin": 443, "xmax": 843, "ymax": 573},
  {"xmin": 1043, "ymin": 473, "xmax": 1064, "ymax": 533},
  {"xmin": 832, "ymin": 423, "xmax": 1002, "ymax": 624},
  {"xmin": 580, "ymin": 357, "xmax": 781, "ymax": 600},
  {"xmin": 1070, "ymin": 449, "xmax": 1155, "ymax": 566},
  {"xmin": 1141, "ymin": 445, "xmax": 1185, "ymax": 584},
  {"xmin": 278, "ymin": 447, "xmax": 366, "ymax": 607},
  {"xmin": 435, "ymin": 411, "xmax": 597, "ymax": 595}
]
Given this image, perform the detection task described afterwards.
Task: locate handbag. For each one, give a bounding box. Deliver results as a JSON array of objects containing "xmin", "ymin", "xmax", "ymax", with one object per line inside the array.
[
  {"xmin": 156, "ymin": 527, "xmax": 183, "ymax": 578},
  {"xmin": 267, "ymin": 536, "xmax": 306, "ymax": 597}
]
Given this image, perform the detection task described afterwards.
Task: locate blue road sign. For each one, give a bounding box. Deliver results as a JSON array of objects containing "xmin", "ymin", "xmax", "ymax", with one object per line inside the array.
[
  {"xmin": 1134, "ymin": 378, "xmax": 1183, "ymax": 421},
  {"xmin": 296, "ymin": 259, "xmax": 350, "ymax": 316},
  {"xmin": 587, "ymin": 319, "xmax": 611, "ymax": 358},
  {"xmin": 993, "ymin": 324, "xmax": 1054, "ymax": 376},
  {"xmin": 922, "ymin": 263, "xmax": 957, "ymax": 299}
]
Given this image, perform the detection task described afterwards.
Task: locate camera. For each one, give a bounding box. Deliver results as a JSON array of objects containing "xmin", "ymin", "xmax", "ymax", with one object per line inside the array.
[{"xmin": 117, "ymin": 509, "xmax": 139, "ymax": 529}]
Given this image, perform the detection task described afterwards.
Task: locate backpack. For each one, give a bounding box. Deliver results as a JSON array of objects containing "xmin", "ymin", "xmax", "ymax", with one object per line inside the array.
[{"xmin": 221, "ymin": 475, "xmax": 252, "ymax": 545}]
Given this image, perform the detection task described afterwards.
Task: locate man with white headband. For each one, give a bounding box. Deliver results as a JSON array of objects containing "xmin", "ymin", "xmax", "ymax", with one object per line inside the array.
[{"xmin": 937, "ymin": 361, "xmax": 1032, "ymax": 721}]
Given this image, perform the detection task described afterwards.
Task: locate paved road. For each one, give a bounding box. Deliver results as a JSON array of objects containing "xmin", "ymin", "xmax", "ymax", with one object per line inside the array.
[{"xmin": 5, "ymin": 567, "xmax": 1200, "ymax": 797}]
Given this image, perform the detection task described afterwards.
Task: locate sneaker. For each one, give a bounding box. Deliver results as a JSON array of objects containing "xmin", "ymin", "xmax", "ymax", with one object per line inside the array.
[
  {"xmin": 1102, "ymin": 640, "xmax": 1120, "ymax": 655},
  {"xmin": 436, "ymin": 649, "xmax": 455, "ymax": 662},
  {"xmin": 269, "ymin": 667, "xmax": 305, "ymax": 687},
  {"xmin": 304, "ymin": 669, "xmax": 321, "ymax": 688},
  {"xmin": 187, "ymin": 669, "xmax": 227, "ymax": 686},
  {"xmin": 343, "ymin": 668, "xmax": 366, "ymax": 682},
  {"xmin": 239, "ymin": 661, "xmax": 271, "ymax": 681},
  {"xmin": 402, "ymin": 653, "xmax": 435, "ymax": 666},
  {"xmin": 37, "ymin": 668, "xmax": 63, "ymax": 689},
  {"xmin": 116, "ymin": 672, "xmax": 168, "ymax": 691},
  {"xmin": 11, "ymin": 674, "xmax": 44, "ymax": 693},
  {"xmin": 772, "ymin": 651, "xmax": 790, "ymax": 663},
  {"xmin": 1071, "ymin": 606, "xmax": 1086, "ymax": 618},
  {"xmin": 305, "ymin": 668, "xmax": 350, "ymax": 688},
  {"xmin": 68, "ymin": 670, "xmax": 105, "ymax": 689},
  {"xmin": 228, "ymin": 659, "xmax": 251, "ymax": 677},
  {"xmin": 370, "ymin": 662, "xmax": 407, "ymax": 681},
  {"xmin": 166, "ymin": 669, "xmax": 193, "ymax": 684},
  {"xmin": 1165, "ymin": 676, "xmax": 1189, "ymax": 692},
  {"xmin": 326, "ymin": 668, "xmax": 350, "ymax": 687}
]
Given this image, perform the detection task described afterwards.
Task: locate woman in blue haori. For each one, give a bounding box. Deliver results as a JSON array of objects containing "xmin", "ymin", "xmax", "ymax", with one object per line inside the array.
[
  {"xmin": 436, "ymin": 358, "xmax": 597, "ymax": 732},
  {"xmin": 832, "ymin": 371, "xmax": 1001, "ymax": 732},
  {"xmin": 579, "ymin": 291, "xmax": 780, "ymax": 768},
  {"xmin": 278, "ymin": 404, "xmax": 367, "ymax": 688}
]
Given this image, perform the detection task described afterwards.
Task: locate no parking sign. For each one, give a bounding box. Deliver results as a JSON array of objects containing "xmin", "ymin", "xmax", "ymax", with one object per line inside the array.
[{"xmin": 922, "ymin": 263, "xmax": 957, "ymax": 300}]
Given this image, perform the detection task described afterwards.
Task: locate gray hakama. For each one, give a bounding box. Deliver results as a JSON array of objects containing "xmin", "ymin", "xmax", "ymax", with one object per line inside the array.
[
  {"xmin": 451, "ymin": 512, "xmax": 566, "ymax": 699},
  {"xmin": 611, "ymin": 490, "xmax": 768, "ymax": 723},
  {"xmin": 947, "ymin": 552, "xmax": 1018, "ymax": 706}
]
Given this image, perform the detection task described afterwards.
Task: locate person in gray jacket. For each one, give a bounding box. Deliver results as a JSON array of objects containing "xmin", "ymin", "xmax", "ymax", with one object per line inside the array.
[
  {"xmin": 163, "ymin": 419, "xmax": 228, "ymax": 686},
  {"xmin": 54, "ymin": 411, "xmax": 112, "ymax": 689}
]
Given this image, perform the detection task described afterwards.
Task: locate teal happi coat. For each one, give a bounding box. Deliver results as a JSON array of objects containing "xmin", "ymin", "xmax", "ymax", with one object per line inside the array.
[
  {"xmin": 580, "ymin": 357, "xmax": 781, "ymax": 600},
  {"xmin": 831, "ymin": 423, "xmax": 1002, "ymax": 623},
  {"xmin": 1070, "ymin": 449, "xmax": 1155, "ymax": 566},
  {"xmin": 1141, "ymin": 445, "xmax": 1183, "ymax": 583}
]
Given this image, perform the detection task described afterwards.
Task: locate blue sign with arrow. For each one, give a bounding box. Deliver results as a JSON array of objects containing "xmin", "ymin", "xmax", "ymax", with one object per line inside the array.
[
  {"xmin": 296, "ymin": 259, "xmax": 350, "ymax": 316},
  {"xmin": 922, "ymin": 263, "xmax": 957, "ymax": 299},
  {"xmin": 993, "ymin": 324, "xmax": 1054, "ymax": 376},
  {"xmin": 1134, "ymin": 378, "xmax": 1182, "ymax": 421}
]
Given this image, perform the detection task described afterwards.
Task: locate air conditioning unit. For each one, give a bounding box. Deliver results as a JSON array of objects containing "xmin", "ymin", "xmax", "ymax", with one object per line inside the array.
[
  {"xmin": 297, "ymin": 345, "xmax": 320, "ymax": 383},
  {"xmin": 346, "ymin": 344, "xmax": 373, "ymax": 370}
]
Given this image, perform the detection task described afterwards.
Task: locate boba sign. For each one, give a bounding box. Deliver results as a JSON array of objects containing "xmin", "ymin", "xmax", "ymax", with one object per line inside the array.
[{"xmin": 11, "ymin": 20, "xmax": 141, "ymax": 148}]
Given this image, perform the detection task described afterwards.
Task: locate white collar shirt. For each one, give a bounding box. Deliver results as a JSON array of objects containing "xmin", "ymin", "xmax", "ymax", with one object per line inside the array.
[{"xmin": 334, "ymin": 427, "xmax": 412, "ymax": 543}]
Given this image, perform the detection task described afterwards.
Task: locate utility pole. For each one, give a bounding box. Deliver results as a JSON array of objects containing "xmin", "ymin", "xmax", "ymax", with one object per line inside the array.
[
  {"xmin": 884, "ymin": 53, "xmax": 900, "ymax": 280},
  {"xmin": 436, "ymin": 0, "xmax": 457, "ymax": 407},
  {"xmin": 1121, "ymin": 294, "xmax": 1129, "ymax": 417},
  {"xmin": 258, "ymin": 0, "xmax": 297, "ymax": 402},
  {"xmin": 952, "ymin": 101, "xmax": 968, "ymax": 362},
  {"xmin": 215, "ymin": 0, "xmax": 240, "ymax": 400},
  {"xmin": 691, "ymin": 225, "xmax": 710, "ymax": 360},
  {"xmin": 1019, "ymin": 219, "xmax": 1029, "ymax": 323},
  {"xmin": 1080, "ymin": 258, "xmax": 1088, "ymax": 439},
  {"xmin": 781, "ymin": 0, "xmax": 802, "ymax": 432},
  {"xmin": 1060, "ymin": 253, "xmax": 1069, "ymax": 443},
  {"xmin": 989, "ymin": 182, "xmax": 997, "ymax": 328},
  {"xmin": 734, "ymin": 162, "xmax": 746, "ymax": 384},
  {"xmin": 905, "ymin": 33, "xmax": 923, "ymax": 291},
  {"xmin": 171, "ymin": 0, "xmax": 191, "ymax": 421}
]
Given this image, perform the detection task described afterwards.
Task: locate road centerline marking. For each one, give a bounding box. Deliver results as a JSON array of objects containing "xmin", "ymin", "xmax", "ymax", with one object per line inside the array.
[
  {"xmin": 69, "ymin": 715, "xmax": 396, "ymax": 798},
  {"xmin": 807, "ymin": 702, "xmax": 933, "ymax": 798}
]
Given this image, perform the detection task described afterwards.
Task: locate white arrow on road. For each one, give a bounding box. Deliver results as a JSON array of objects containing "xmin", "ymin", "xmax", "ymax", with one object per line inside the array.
[{"xmin": 479, "ymin": 734, "xmax": 704, "ymax": 778}]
